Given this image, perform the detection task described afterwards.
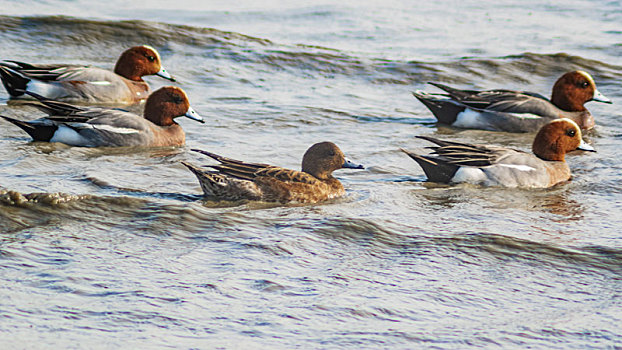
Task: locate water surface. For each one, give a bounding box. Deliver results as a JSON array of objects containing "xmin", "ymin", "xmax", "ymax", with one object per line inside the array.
[{"xmin": 0, "ymin": 1, "xmax": 621, "ymax": 348}]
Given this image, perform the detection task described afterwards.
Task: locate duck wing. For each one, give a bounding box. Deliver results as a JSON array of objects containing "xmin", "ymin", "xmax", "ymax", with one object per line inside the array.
[
  {"xmin": 191, "ymin": 149, "xmax": 320, "ymax": 184},
  {"xmin": 20, "ymin": 90, "xmax": 87, "ymax": 116},
  {"xmin": 1, "ymin": 61, "xmax": 88, "ymax": 82},
  {"xmin": 429, "ymin": 82, "xmax": 557, "ymax": 117},
  {"xmin": 2, "ymin": 61, "xmax": 123, "ymax": 85},
  {"xmin": 416, "ymin": 135, "xmax": 503, "ymax": 167}
]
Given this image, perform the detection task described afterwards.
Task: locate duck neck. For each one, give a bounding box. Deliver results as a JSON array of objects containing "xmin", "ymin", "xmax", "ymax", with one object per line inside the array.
[
  {"xmin": 551, "ymin": 88, "xmax": 586, "ymax": 112},
  {"xmin": 303, "ymin": 168, "xmax": 332, "ymax": 180},
  {"xmin": 144, "ymin": 103, "xmax": 175, "ymax": 127},
  {"xmin": 114, "ymin": 58, "xmax": 143, "ymax": 81},
  {"xmin": 150, "ymin": 124, "xmax": 185, "ymax": 147},
  {"xmin": 532, "ymin": 142, "xmax": 565, "ymax": 162}
]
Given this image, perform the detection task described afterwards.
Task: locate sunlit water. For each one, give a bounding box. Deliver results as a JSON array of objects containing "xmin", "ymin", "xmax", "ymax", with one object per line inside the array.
[{"xmin": 0, "ymin": 0, "xmax": 621, "ymax": 348}]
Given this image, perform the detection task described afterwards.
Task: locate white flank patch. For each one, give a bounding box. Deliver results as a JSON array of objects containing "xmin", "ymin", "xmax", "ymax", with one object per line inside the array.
[
  {"xmin": 498, "ymin": 164, "xmax": 536, "ymax": 172},
  {"xmin": 27, "ymin": 80, "xmax": 64, "ymax": 98},
  {"xmin": 453, "ymin": 108, "xmax": 483, "ymax": 128},
  {"xmin": 50, "ymin": 125, "xmax": 89, "ymax": 146},
  {"xmin": 452, "ymin": 167, "xmax": 487, "ymax": 183}
]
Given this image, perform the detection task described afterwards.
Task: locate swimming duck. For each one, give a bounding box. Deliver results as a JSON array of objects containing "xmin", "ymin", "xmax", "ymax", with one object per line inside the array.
[
  {"xmin": 0, "ymin": 86, "xmax": 203, "ymax": 147},
  {"xmin": 0, "ymin": 45, "xmax": 175, "ymax": 104},
  {"xmin": 402, "ymin": 118, "xmax": 594, "ymax": 188},
  {"xmin": 182, "ymin": 142, "xmax": 364, "ymax": 203},
  {"xmin": 413, "ymin": 71, "xmax": 611, "ymax": 132}
]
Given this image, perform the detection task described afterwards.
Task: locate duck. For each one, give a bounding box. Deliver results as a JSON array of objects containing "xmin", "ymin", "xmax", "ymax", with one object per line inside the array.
[
  {"xmin": 0, "ymin": 86, "xmax": 204, "ymax": 147},
  {"xmin": 412, "ymin": 71, "xmax": 612, "ymax": 132},
  {"xmin": 401, "ymin": 118, "xmax": 595, "ymax": 188},
  {"xmin": 0, "ymin": 45, "xmax": 176, "ymax": 104},
  {"xmin": 182, "ymin": 142, "xmax": 364, "ymax": 203}
]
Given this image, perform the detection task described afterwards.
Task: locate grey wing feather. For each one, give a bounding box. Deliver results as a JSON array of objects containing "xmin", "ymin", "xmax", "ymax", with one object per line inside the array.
[
  {"xmin": 416, "ymin": 136, "xmax": 502, "ymax": 167},
  {"xmin": 472, "ymin": 91, "xmax": 558, "ymax": 117},
  {"xmin": 191, "ymin": 149, "xmax": 270, "ymax": 181},
  {"xmin": 429, "ymin": 82, "xmax": 558, "ymax": 117},
  {"xmin": 22, "ymin": 90, "xmax": 89, "ymax": 116},
  {"xmin": 1, "ymin": 61, "xmax": 90, "ymax": 81}
]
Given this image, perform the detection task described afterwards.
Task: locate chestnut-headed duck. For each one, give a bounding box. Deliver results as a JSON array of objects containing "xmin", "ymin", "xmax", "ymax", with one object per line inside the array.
[
  {"xmin": 0, "ymin": 86, "xmax": 204, "ymax": 147},
  {"xmin": 402, "ymin": 118, "xmax": 595, "ymax": 188},
  {"xmin": 182, "ymin": 142, "xmax": 364, "ymax": 203},
  {"xmin": 0, "ymin": 45, "xmax": 176, "ymax": 104},
  {"xmin": 413, "ymin": 71, "xmax": 612, "ymax": 133}
]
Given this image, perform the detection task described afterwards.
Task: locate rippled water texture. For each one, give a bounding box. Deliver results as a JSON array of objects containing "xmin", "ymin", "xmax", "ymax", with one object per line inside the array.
[{"xmin": 0, "ymin": 1, "xmax": 621, "ymax": 348}]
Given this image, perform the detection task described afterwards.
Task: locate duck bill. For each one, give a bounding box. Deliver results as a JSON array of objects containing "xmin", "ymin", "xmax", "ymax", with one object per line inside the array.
[
  {"xmin": 577, "ymin": 139, "xmax": 596, "ymax": 152},
  {"xmin": 185, "ymin": 106, "xmax": 205, "ymax": 123},
  {"xmin": 342, "ymin": 158, "xmax": 364, "ymax": 169},
  {"xmin": 156, "ymin": 66, "xmax": 176, "ymax": 82},
  {"xmin": 592, "ymin": 89, "xmax": 612, "ymax": 104}
]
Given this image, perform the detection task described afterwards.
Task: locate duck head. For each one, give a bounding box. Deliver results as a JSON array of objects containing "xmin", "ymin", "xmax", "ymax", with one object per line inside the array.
[
  {"xmin": 551, "ymin": 71, "xmax": 611, "ymax": 112},
  {"xmin": 532, "ymin": 118, "xmax": 595, "ymax": 161},
  {"xmin": 301, "ymin": 142, "xmax": 364, "ymax": 180},
  {"xmin": 114, "ymin": 45, "xmax": 176, "ymax": 82},
  {"xmin": 144, "ymin": 86, "xmax": 204, "ymax": 126}
]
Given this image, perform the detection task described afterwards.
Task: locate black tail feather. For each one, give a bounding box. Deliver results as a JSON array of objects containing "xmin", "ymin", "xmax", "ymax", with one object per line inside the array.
[
  {"xmin": 0, "ymin": 115, "xmax": 56, "ymax": 142},
  {"xmin": 402, "ymin": 148, "xmax": 459, "ymax": 183},
  {"xmin": 412, "ymin": 91, "xmax": 464, "ymax": 125},
  {"xmin": 19, "ymin": 90, "xmax": 84, "ymax": 116},
  {"xmin": 2, "ymin": 60, "xmax": 39, "ymax": 70},
  {"xmin": 0, "ymin": 66, "xmax": 29, "ymax": 97}
]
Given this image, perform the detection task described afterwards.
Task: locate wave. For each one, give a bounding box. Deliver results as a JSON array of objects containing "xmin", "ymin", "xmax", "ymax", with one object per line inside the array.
[
  {"xmin": 1, "ymin": 184, "xmax": 619, "ymax": 274},
  {"xmin": 1, "ymin": 15, "xmax": 620, "ymax": 85},
  {"xmin": 288, "ymin": 216, "xmax": 622, "ymax": 273}
]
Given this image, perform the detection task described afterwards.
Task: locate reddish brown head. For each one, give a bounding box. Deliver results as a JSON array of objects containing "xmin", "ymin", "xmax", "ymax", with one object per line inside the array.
[
  {"xmin": 143, "ymin": 86, "xmax": 204, "ymax": 126},
  {"xmin": 302, "ymin": 142, "xmax": 363, "ymax": 180},
  {"xmin": 114, "ymin": 45, "xmax": 175, "ymax": 82},
  {"xmin": 550, "ymin": 71, "xmax": 611, "ymax": 111},
  {"xmin": 532, "ymin": 118, "xmax": 594, "ymax": 161}
]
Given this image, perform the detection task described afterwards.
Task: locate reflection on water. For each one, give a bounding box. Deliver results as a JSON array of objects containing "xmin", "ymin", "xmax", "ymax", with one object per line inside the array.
[
  {"xmin": 0, "ymin": 3, "xmax": 621, "ymax": 349},
  {"xmin": 410, "ymin": 182, "xmax": 585, "ymax": 221}
]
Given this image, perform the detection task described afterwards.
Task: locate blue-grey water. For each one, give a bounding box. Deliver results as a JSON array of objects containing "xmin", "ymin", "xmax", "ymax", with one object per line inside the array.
[{"xmin": 0, "ymin": 0, "xmax": 621, "ymax": 348}]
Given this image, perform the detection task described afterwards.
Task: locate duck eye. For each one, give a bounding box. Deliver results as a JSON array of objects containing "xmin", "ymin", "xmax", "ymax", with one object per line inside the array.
[
  {"xmin": 579, "ymin": 81, "xmax": 589, "ymax": 88},
  {"xmin": 566, "ymin": 129, "xmax": 576, "ymax": 137},
  {"xmin": 172, "ymin": 95, "xmax": 183, "ymax": 104},
  {"xmin": 328, "ymin": 151, "xmax": 336, "ymax": 156},
  {"xmin": 146, "ymin": 55, "xmax": 155, "ymax": 62}
]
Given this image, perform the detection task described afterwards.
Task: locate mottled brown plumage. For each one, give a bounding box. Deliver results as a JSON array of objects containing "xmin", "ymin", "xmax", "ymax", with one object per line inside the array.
[{"xmin": 182, "ymin": 142, "xmax": 364, "ymax": 203}]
